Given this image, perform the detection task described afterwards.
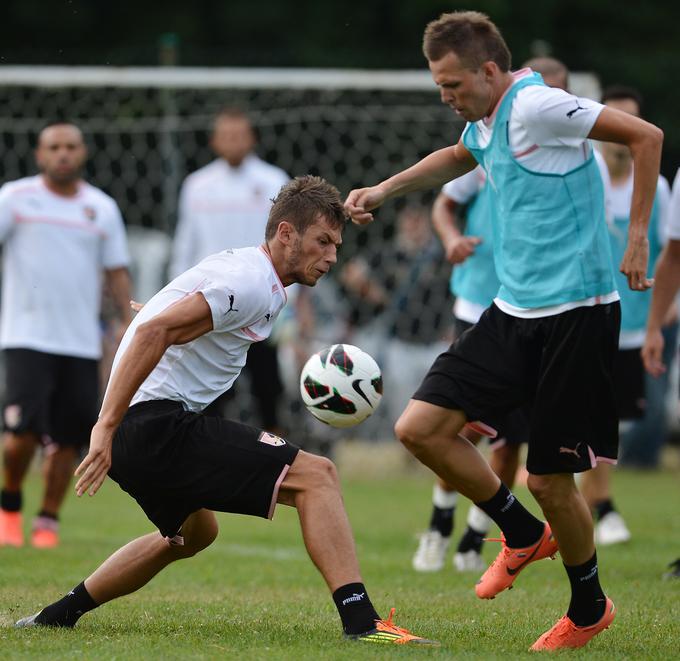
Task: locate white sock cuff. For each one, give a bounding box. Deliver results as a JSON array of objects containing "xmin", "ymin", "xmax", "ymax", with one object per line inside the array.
[
  {"xmin": 433, "ymin": 484, "xmax": 458, "ymax": 509},
  {"xmin": 467, "ymin": 505, "xmax": 491, "ymax": 533}
]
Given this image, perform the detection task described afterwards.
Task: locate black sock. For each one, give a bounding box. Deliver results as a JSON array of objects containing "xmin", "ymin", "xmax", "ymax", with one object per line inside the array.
[
  {"xmin": 475, "ymin": 483, "xmax": 544, "ymax": 548},
  {"xmin": 429, "ymin": 505, "xmax": 454, "ymax": 538},
  {"xmin": 457, "ymin": 525, "xmax": 485, "ymax": 553},
  {"xmin": 1, "ymin": 489, "xmax": 22, "ymax": 512},
  {"xmin": 332, "ymin": 582, "xmax": 380, "ymax": 635},
  {"xmin": 564, "ymin": 552, "xmax": 607, "ymax": 626},
  {"xmin": 37, "ymin": 510, "xmax": 59, "ymax": 521},
  {"xmin": 35, "ymin": 582, "xmax": 98, "ymax": 627},
  {"xmin": 594, "ymin": 499, "xmax": 615, "ymax": 521}
]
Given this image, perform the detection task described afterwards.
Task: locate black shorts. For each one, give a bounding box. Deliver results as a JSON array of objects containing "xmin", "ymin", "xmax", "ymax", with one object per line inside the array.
[
  {"xmin": 613, "ymin": 348, "xmax": 645, "ymax": 420},
  {"xmin": 2, "ymin": 348, "xmax": 98, "ymax": 448},
  {"xmin": 453, "ymin": 316, "xmax": 529, "ymax": 447},
  {"xmin": 415, "ymin": 303, "xmax": 620, "ymax": 474},
  {"xmin": 108, "ymin": 400, "xmax": 300, "ymax": 538}
]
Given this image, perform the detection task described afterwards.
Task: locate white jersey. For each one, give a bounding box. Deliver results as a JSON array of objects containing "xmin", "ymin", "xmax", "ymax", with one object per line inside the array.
[
  {"xmin": 665, "ymin": 168, "xmax": 680, "ymax": 240},
  {"xmin": 169, "ymin": 155, "xmax": 289, "ymax": 278},
  {"xmin": 0, "ymin": 175, "xmax": 130, "ymax": 359},
  {"xmin": 111, "ymin": 246, "xmax": 287, "ymax": 412},
  {"xmin": 442, "ymin": 166, "xmax": 485, "ymax": 204}
]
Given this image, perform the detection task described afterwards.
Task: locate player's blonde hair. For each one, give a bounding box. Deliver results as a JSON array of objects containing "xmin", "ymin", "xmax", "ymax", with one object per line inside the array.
[
  {"xmin": 423, "ymin": 11, "xmax": 511, "ymax": 72},
  {"xmin": 265, "ymin": 175, "xmax": 347, "ymax": 241}
]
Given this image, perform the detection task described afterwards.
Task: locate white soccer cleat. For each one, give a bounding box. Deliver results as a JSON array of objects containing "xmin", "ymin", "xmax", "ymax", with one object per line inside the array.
[
  {"xmin": 453, "ymin": 549, "xmax": 486, "ymax": 572},
  {"xmin": 595, "ymin": 512, "xmax": 631, "ymax": 546},
  {"xmin": 412, "ymin": 530, "xmax": 450, "ymax": 572}
]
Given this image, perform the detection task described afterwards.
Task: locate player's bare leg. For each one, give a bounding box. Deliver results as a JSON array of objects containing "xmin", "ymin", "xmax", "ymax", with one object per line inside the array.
[
  {"xmin": 15, "ymin": 509, "xmax": 219, "ymax": 627},
  {"xmin": 489, "ymin": 443, "xmax": 520, "ymax": 487},
  {"xmin": 0, "ymin": 432, "xmax": 39, "ymax": 546},
  {"xmin": 395, "ymin": 400, "xmax": 500, "ymax": 501},
  {"xmin": 580, "ymin": 463, "xmax": 630, "ymax": 545},
  {"xmin": 41, "ymin": 445, "xmax": 79, "ymax": 515},
  {"xmin": 277, "ymin": 451, "xmax": 361, "ymax": 591},
  {"xmin": 31, "ymin": 445, "xmax": 80, "ymax": 547}
]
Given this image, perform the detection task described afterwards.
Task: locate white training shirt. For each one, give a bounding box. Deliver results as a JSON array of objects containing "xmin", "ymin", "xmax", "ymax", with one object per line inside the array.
[
  {"xmin": 0, "ymin": 175, "xmax": 130, "ymax": 359},
  {"xmin": 666, "ymin": 168, "xmax": 680, "ymax": 240},
  {"xmin": 464, "ymin": 69, "xmax": 618, "ymax": 318},
  {"xmin": 110, "ymin": 246, "xmax": 287, "ymax": 412},
  {"xmin": 169, "ymin": 154, "xmax": 289, "ymax": 278}
]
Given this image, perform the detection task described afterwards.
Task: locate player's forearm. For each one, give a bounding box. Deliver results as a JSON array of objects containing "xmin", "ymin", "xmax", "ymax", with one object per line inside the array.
[
  {"xmin": 97, "ymin": 324, "xmax": 169, "ymax": 429},
  {"xmin": 647, "ymin": 244, "xmax": 680, "ymax": 332},
  {"xmin": 627, "ymin": 126, "xmax": 664, "ymax": 241},
  {"xmin": 431, "ymin": 195, "xmax": 463, "ymax": 247},
  {"xmin": 380, "ymin": 146, "xmax": 473, "ymax": 200},
  {"xmin": 107, "ymin": 268, "xmax": 134, "ymax": 325}
]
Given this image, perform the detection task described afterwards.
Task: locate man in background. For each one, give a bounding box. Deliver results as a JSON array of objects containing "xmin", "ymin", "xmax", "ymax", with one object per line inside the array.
[
  {"xmin": 0, "ymin": 121, "xmax": 132, "ymax": 548},
  {"xmin": 170, "ymin": 108, "xmax": 289, "ymax": 433}
]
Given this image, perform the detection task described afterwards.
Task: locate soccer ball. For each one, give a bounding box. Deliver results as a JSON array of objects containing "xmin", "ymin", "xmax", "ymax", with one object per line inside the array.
[{"xmin": 300, "ymin": 344, "xmax": 383, "ymax": 428}]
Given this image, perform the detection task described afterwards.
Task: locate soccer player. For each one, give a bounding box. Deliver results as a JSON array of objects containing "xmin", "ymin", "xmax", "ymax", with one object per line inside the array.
[
  {"xmin": 15, "ymin": 176, "xmax": 437, "ymax": 647},
  {"xmin": 581, "ymin": 86, "xmax": 671, "ymax": 544},
  {"xmin": 170, "ymin": 107, "xmax": 290, "ymax": 433},
  {"xmin": 345, "ymin": 12, "xmax": 662, "ymax": 650},
  {"xmin": 413, "ymin": 57, "xmax": 571, "ymax": 575},
  {"xmin": 642, "ymin": 165, "xmax": 680, "ymax": 580},
  {"xmin": 0, "ymin": 122, "xmax": 132, "ymax": 549}
]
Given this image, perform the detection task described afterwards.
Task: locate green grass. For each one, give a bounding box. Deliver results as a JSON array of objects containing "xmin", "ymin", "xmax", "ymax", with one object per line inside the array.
[{"xmin": 1, "ymin": 444, "xmax": 679, "ymax": 660}]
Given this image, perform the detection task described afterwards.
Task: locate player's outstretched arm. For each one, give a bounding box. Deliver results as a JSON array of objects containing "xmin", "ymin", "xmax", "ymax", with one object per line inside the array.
[
  {"xmin": 344, "ymin": 141, "xmax": 477, "ymax": 225},
  {"xmin": 642, "ymin": 240, "xmax": 680, "ymax": 376},
  {"xmin": 74, "ymin": 292, "xmax": 214, "ymax": 497},
  {"xmin": 589, "ymin": 107, "xmax": 664, "ymax": 291}
]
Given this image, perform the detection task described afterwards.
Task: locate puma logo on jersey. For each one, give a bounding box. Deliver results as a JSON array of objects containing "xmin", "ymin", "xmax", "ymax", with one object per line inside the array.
[
  {"xmin": 566, "ymin": 102, "xmax": 586, "ymax": 119},
  {"xmin": 559, "ymin": 442, "xmax": 582, "ymax": 459},
  {"xmin": 227, "ymin": 295, "xmax": 239, "ymax": 312},
  {"xmin": 265, "ymin": 313, "xmax": 271, "ymax": 322}
]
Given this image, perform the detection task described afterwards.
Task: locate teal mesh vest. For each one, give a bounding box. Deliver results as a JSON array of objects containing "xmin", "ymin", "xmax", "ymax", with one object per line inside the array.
[
  {"xmin": 462, "ymin": 74, "xmax": 615, "ymax": 308},
  {"xmin": 450, "ymin": 178, "xmax": 501, "ymax": 306},
  {"xmin": 607, "ymin": 182, "xmax": 662, "ymax": 332}
]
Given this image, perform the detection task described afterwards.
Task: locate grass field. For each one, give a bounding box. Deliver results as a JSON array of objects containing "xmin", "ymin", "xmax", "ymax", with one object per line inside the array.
[{"xmin": 1, "ymin": 442, "xmax": 679, "ymax": 660}]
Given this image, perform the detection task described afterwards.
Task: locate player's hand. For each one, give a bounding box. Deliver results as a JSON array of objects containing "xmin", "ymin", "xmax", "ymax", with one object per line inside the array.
[
  {"xmin": 620, "ymin": 235, "xmax": 653, "ymax": 291},
  {"xmin": 74, "ymin": 422, "xmax": 114, "ymax": 497},
  {"xmin": 445, "ymin": 235, "xmax": 482, "ymax": 264},
  {"xmin": 641, "ymin": 328, "xmax": 666, "ymax": 377},
  {"xmin": 344, "ymin": 186, "xmax": 388, "ymax": 225}
]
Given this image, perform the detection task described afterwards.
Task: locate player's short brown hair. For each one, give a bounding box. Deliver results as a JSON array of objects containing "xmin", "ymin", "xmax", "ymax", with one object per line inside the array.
[
  {"xmin": 423, "ymin": 11, "xmax": 511, "ymax": 72},
  {"xmin": 265, "ymin": 175, "xmax": 347, "ymax": 241}
]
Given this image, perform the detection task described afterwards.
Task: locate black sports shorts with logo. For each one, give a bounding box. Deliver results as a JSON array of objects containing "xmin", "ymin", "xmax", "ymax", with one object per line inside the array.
[
  {"xmin": 2, "ymin": 348, "xmax": 98, "ymax": 448},
  {"xmin": 108, "ymin": 400, "xmax": 300, "ymax": 539},
  {"xmin": 454, "ymin": 317, "xmax": 529, "ymax": 447},
  {"xmin": 414, "ymin": 302, "xmax": 621, "ymax": 475}
]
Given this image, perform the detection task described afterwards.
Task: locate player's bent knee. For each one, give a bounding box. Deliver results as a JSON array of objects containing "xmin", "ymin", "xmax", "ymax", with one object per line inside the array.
[
  {"xmin": 527, "ymin": 474, "xmax": 571, "ymax": 511},
  {"xmin": 285, "ymin": 451, "xmax": 340, "ymax": 495},
  {"xmin": 394, "ymin": 416, "xmax": 426, "ymax": 454},
  {"xmin": 174, "ymin": 510, "xmax": 219, "ymax": 558}
]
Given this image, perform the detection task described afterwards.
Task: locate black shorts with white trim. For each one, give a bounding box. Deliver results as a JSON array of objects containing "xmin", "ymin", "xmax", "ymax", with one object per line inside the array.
[
  {"xmin": 109, "ymin": 400, "xmax": 299, "ymax": 538},
  {"xmin": 415, "ymin": 302, "xmax": 620, "ymax": 474}
]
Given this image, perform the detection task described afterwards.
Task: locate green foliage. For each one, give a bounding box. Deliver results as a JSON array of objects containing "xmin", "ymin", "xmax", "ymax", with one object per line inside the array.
[{"xmin": 1, "ymin": 460, "xmax": 679, "ymax": 659}]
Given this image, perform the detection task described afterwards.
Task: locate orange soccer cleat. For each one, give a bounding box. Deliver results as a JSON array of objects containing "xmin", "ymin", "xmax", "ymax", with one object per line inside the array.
[
  {"xmin": 0, "ymin": 510, "xmax": 24, "ymax": 547},
  {"xmin": 31, "ymin": 516, "xmax": 59, "ymax": 549},
  {"xmin": 348, "ymin": 608, "xmax": 441, "ymax": 646},
  {"xmin": 475, "ymin": 522, "xmax": 558, "ymax": 599},
  {"xmin": 530, "ymin": 597, "xmax": 616, "ymax": 651}
]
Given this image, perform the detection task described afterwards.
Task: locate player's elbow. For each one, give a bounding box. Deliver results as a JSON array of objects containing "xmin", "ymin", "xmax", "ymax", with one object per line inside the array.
[{"xmin": 134, "ymin": 319, "xmax": 172, "ymax": 352}]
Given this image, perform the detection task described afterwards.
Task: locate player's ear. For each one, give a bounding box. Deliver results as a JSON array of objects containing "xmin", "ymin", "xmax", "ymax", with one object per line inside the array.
[
  {"xmin": 276, "ymin": 220, "xmax": 295, "ymax": 245},
  {"xmin": 481, "ymin": 61, "xmax": 497, "ymax": 81}
]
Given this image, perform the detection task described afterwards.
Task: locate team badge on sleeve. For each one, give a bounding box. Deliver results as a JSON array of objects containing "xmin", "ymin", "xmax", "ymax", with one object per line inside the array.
[{"xmin": 258, "ymin": 431, "xmax": 286, "ymax": 447}]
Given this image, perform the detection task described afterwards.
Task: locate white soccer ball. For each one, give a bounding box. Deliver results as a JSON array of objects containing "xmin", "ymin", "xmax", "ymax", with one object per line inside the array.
[{"xmin": 300, "ymin": 344, "xmax": 383, "ymax": 428}]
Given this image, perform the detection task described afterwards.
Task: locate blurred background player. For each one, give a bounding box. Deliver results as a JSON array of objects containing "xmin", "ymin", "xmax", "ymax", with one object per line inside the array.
[
  {"xmin": 642, "ymin": 164, "xmax": 680, "ymax": 579},
  {"xmin": 0, "ymin": 121, "xmax": 132, "ymax": 548},
  {"xmin": 580, "ymin": 86, "xmax": 671, "ymax": 545},
  {"xmin": 339, "ymin": 204, "xmax": 451, "ymax": 439},
  {"xmin": 412, "ymin": 57, "xmax": 568, "ymax": 574},
  {"xmin": 169, "ymin": 107, "xmax": 289, "ymax": 433}
]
